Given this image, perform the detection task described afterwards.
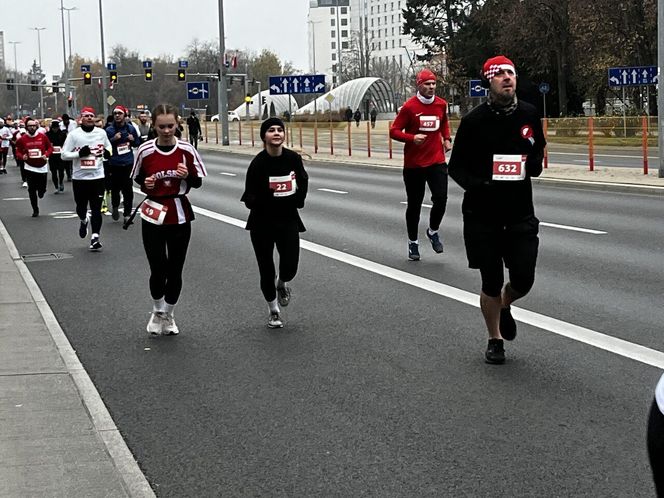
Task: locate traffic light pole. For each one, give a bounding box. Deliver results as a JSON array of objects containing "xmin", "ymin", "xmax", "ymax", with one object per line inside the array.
[
  {"xmin": 98, "ymin": 0, "xmax": 109, "ymax": 116},
  {"xmin": 658, "ymin": 0, "xmax": 663, "ymax": 177}
]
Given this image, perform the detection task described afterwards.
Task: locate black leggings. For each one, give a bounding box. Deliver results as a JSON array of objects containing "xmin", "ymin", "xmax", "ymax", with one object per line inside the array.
[
  {"xmin": 142, "ymin": 221, "xmax": 191, "ymax": 304},
  {"xmin": 49, "ymin": 156, "xmax": 66, "ymax": 188},
  {"xmin": 72, "ymin": 178, "xmax": 105, "ymax": 234},
  {"xmin": 110, "ymin": 166, "xmax": 134, "ymax": 216},
  {"xmin": 402, "ymin": 163, "xmax": 448, "ymax": 241},
  {"xmin": 648, "ymin": 400, "xmax": 664, "ymax": 496},
  {"xmin": 0, "ymin": 149, "xmax": 7, "ymax": 168},
  {"xmin": 17, "ymin": 160, "xmax": 26, "ymax": 182},
  {"xmin": 250, "ymin": 221, "xmax": 300, "ymax": 302},
  {"xmin": 25, "ymin": 171, "xmax": 47, "ymax": 212}
]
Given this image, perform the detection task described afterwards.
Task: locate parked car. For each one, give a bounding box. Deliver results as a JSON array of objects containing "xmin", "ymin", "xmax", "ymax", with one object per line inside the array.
[{"xmin": 210, "ymin": 111, "xmax": 240, "ymax": 122}]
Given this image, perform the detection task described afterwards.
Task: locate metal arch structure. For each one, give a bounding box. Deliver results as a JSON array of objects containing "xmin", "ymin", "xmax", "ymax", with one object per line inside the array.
[
  {"xmin": 295, "ymin": 77, "xmax": 395, "ymax": 115},
  {"xmin": 231, "ymin": 90, "xmax": 298, "ymax": 119}
]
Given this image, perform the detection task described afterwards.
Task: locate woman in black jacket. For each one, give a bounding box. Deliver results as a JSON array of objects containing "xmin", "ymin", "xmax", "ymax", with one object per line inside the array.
[{"xmin": 241, "ymin": 118, "xmax": 308, "ymax": 329}]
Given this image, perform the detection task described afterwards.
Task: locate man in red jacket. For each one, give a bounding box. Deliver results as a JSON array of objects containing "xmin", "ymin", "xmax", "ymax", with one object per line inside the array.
[
  {"xmin": 390, "ymin": 69, "xmax": 452, "ymax": 261},
  {"xmin": 16, "ymin": 118, "xmax": 53, "ymax": 216}
]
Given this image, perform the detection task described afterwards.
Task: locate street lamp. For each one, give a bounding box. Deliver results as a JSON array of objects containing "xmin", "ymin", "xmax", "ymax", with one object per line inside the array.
[
  {"xmin": 218, "ymin": 0, "xmax": 229, "ymax": 145},
  {"xmin": 30, "ymin": 27, "xmax": 46, "ymax": 119},
  {"xmin": 9, "ymin": 41, "xmax": 21, "ymax": 119},
  {"xmin": 61, "ymin": 5, "xmax": 78, "ymax": 115},
  {"xmin": 98, "ymin": 0, "xmax": 109, "ymax": 116}
]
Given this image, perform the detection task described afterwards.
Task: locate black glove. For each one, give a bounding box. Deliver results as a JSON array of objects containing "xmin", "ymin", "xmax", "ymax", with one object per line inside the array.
[
  {"xmin": 78, "ymin": 145, "xmax": 91, "ymax": 157},
  {"xmin": 103, "ymin": 149, "xmax": 111, "ymax": 160}
]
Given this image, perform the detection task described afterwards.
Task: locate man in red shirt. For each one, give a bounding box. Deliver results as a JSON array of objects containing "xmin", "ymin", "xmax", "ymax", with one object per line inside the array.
[
  {"xmin": 390, "ymin": 69, "xmax": 452, "ymax": 261},
  {"xmin": 15, "ymin": 118, "xmax": 53, "ymax": 216}
]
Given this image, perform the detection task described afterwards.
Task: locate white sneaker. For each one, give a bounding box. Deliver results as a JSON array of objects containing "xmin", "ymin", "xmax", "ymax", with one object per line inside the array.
[
  {"xmin": 146, "ymin": 312, "xmax": 166, "ymax": 335},
  {"xmin": 162, "ymin": 313, "xmax": 179, "ymax": 335},
  {"xmin": 267, "ymin": 312, "xmax": 284, "ymax": 329},
  {"xmin": 21, "ymin": 181, "xmax": 27, "ymax": 188}
]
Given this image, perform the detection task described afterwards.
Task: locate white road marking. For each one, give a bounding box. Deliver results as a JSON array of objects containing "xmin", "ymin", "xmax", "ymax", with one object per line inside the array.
[
  {"xmin": 400, "ymin": 201, "xmax": 432, "ymax": 208},
  {"xmin": 3, "ymin": 197, "xmax": 29, "ymax": 201},
  {"xmin": 318, "ymin": 188, "xmax": 348, "ymax": 194},
  {"xmin": 220, "ymin": 172, "xmax": 237, "ymax": 176},
  {"xmin": 540, "ymin": 222, "xmax": 606, "ymax": 235},
  {"xmin": 192, "ymin": 204, "xmax": 664, "ymax": 369}
]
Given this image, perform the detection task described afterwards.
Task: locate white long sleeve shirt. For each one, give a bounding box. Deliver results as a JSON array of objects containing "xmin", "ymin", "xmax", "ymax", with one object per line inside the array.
[{"xmin": 61, "ymin": 126, "xmax": 112, "ymax": 180}]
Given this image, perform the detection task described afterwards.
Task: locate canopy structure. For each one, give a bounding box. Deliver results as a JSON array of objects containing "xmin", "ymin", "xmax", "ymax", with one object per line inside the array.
[
  {"xmin": 295, "ymin": 77, "xmax": 395, "ymax": 115},
  {"xmin": 232, "ymin": 90, "xmax": 298, "ymax": 119}
]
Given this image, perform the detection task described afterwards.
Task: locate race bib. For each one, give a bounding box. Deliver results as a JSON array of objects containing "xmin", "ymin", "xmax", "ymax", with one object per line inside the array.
[
  {"xmin": 419, "ymin": 115, "xmax": 440, "ymax": 132},
  {"xmin": 140, "ymin": 199, "xmax": 168, "ymax": 225},
  {"xmin": 492, "ymin": 154, "xmax": 526, "ymax": 181},
  {"xmin": 117, "ymin": 143, "xmax": 130, "ymax": 155},
  {"xmin": 269, "ymin": 172, "xmax": 297, "ymax": 197},
  {"xmin": 80, "ymin": 156, "xmax": 97, "ymax": 169},
  {"xmin": 28, "ymin": 149, "xmax": 42, "ymax": 159},
  {"xmin": 52, "ymin": 146, "xmax": 61, "ymax": 154},
  {"xmin": 1, "ymin": 140, "xmax": 9, "ymax": 148}
]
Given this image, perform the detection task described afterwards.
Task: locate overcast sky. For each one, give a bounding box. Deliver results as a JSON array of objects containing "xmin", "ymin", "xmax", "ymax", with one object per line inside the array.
[{"xmin": 2, "ymin": 0, "xmax": 310, "ymax": 79}]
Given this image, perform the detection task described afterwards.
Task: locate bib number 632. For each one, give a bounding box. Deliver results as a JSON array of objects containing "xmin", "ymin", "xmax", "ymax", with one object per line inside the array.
[{"xmin": 492, "ymin": 154, "xmax": 526, "ymax": 181}]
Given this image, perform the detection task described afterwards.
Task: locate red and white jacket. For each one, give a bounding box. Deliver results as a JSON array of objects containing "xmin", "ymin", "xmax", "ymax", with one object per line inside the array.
[
  {"xmin": 16, "ymin": 132, "xmax": 53, "ymax": 173},
  {"xmin": 131, "ymin": 139, "xmax": 207, "ymax": 225}
]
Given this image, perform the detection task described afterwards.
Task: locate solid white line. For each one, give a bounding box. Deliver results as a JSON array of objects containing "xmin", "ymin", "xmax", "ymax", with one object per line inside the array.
[
  {"xmin": 318, "ymin": 188, "xmax": 348, "ymax": 194},
  {"xmin": 400, "ymin": 201, "xmax": 432, "ymax": 208},
  {"xmin": 539, "ymin": 222, "xmax": 607, "ymax": 235},
  {"xmin": 3, "ymin": 197, "xmax": 29, "ymax": 201},
  {"xmin": 219, "ymin": 172, "xmax": 237, "ymax": 176},
  {"xmin": 191, "ymin": 204, "xmax": 664, "ymax": 369}
]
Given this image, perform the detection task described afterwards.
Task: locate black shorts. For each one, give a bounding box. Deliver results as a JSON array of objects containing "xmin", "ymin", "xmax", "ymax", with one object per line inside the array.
[{"xmin": 463, "ymin": 215, "xmax": 539, "ymax": 271}]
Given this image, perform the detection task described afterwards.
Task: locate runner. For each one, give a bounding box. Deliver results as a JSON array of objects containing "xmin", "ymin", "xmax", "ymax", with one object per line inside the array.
[
  {"xmin": 389, "ymin": 69, "xmax": 452, "ymax": 261},
  {"xmin": 60, "ymin": 113, "xmax": 76, "ymax": 181},
  {"xmin": 0, "ymin": 118, "xmax": 12, "ymax": 174},
  {"xmin": 136, "ymin": 111, "xmax": 151, "ymax": 144},
  {"xmin": 241, "ymin": 117, "xmax": 309, "ymax": 329},
  {"xmin": 648, "ymin": 373, "xmax": 664, "ymax": 496},
  {"xmin": 130, "ymin": 103, "xmax": 207, "ymax": 336},
  {"xmin": 61, "ymin": 107, "xmax": 112, "ymax": 252},
  {"xmin": 45, "ymin": 120, "xmax": 68, "ymax": 193},
  {"xmin": 448, "ymin": 55, "xmax": 545, "ymax": 364},
  {"xmin": 12, "ymin": 121, "xmax": 28, "ymax": 188},
  {"xmin": 106, "ymin": 105, "xmax": 140, "ymax": 223},
  {"xmin": 15, "ymin": 118, "xmax": 53, "ymax": 217}
]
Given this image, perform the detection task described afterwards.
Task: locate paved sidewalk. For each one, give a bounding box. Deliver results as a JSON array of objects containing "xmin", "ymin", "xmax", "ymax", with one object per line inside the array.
[{"xmin": 0, "ymin": 220, "xmax": 154, "ymax": 497}]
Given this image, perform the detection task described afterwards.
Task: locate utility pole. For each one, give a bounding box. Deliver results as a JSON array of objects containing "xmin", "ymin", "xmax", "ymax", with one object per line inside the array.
[
  {"xmin": 98, "ymin": 0, "xmax": 109, "ymax": 116},
  {"xmin": 30, "ymin": 27, "xmax": 46, "ymax": 119},
  {"xmin": 59, "ymin": 0, "xmax": 69, "ymax": 116},
  {"xmin": 61, "ymin": 6, "xmax": 78, "ymax": 115},
  {"xmin": 9, "ymin": 41, "xmax": 21, "ymax": 118},
  {"xmin": 218, "ymin": 0, "xmax": 229, "ymax": 145},
  {"xmin": 658, "ymin": 0, "xmax": 664, "ymax": 177}
]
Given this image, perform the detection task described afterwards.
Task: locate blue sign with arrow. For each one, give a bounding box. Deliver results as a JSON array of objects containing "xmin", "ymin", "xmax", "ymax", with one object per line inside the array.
[
  {"xmin": 269, "ymin": 74, "xmax": 326, "ymax": 95},
  {"xmin": 142, "ymin": 60, "xmax": 153, "ymax": 69},
  {"xmin": 608, "ymin": 66, "xmax": 658, "ymax": 87},
  {"xmin": 468, "ymin": 79, "xmax": 488, "ymax": 98},
  {"xmin": 80, "ymin": 64, "xmax": 91, "ymax": 72},
  {"xmin": 186, "ymin": 81, "xmax": 209, "ymax": 100}
]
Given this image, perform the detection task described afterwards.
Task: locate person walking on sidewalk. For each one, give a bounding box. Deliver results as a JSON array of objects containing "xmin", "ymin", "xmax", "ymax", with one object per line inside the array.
[
  {"xmin": 241, "ymin": 117, "xmax": 309, "ymax": 329},
  {"xmin": 186, "ymin": 111, "xmax": 202, "ymax": 150},
  {"xmin": 46, "ymin": 120, "xmax": 68, "ymax": 193},
  {"xmin": 448, "ymin": 55, "xmax": 545, "ymax": 364},
  {"xmin": 353, "ymin": 108, "xmax": 361, "ymax": 127},
  {"xmin": 390, "ymin": 69, "xmax": 452, "ymax": 261},
  {"xmin": 15, "ymin": 118, "xmax": 53, "ymax": 217},
  {"xmin": 106, "ymin": 105, "xmax": 140, "ymax": 223},
  {"xmin": 61, "ymin": 107, "xmax": 112, "ymax": 252},
  {"xmin": 131, "ymin": 103, "xmax": 207, "ymax": 336}
]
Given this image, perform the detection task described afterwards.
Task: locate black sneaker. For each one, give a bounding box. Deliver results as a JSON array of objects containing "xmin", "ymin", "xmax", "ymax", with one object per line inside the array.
[
  {"xmin": 500, "ymin": 306, "xmax": 517, "ymax": 341},
  {"xmin": 426, "ymin": 229, "xmax": 444, "ymax": 253},
  {"xmin": 31, "ymin": 209, "xmax": 39, "ymax": 217},
  {"xmin": 277, "ymin": 285, "xmax": 291, "ymax": 307},
  {"xmin": 408, "ymin": 241, "xmax": 420, "ymax": 261},
  {"xmin": 112, "ymin": 206, "xmax": 120, "ymax": 221},
  {"xmin": 485, "ymin": 339, "xmax": 505, "ymax": 364},
  {"xmin": 89, "ymin": 236, "xmax": 102, "ymax": 252},
  {"xmin": 78, "ymin": 218, "xmax": 89, "ymax": 238}
]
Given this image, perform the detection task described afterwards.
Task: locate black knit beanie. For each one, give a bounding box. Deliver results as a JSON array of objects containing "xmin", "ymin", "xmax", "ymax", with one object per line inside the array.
[{"xmin": 260, "ymin": 117, "xmax": 285, "ymax": 141}]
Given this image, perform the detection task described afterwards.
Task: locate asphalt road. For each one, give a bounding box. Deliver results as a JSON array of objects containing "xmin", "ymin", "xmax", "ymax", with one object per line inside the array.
[{"xmin": 1, "ymin": 152, "xmax": 661, "ymax": 496}]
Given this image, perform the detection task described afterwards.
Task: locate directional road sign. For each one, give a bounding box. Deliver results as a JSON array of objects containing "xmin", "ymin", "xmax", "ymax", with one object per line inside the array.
[
  {"xmin": 608, "ymin": 66, "xmax": 658, "ymax": 87},
  {"xmin": 107, "ymin": 63, "xmax": 117, "ymax": 71},
  {"xmin": 143, "ymin": 60, "xmax": 153, "ymax": 69},
  {"xmin": 269, "ymin": 74, "xmax": 326, "ymax": 95},
  {"xmin": 178, "ymin": 60, "xmax": 188, "ymax": 68},
  {"xmin": 468, "ymin": 79, "xmax": 488, "ymax": 98},
  {"xmin": 80, "ymin": 64, "xmax": 91, "ymax": 72},
  {"xmin": 186, "ymin": 81, "xmax": 210, "ymax": 100}
]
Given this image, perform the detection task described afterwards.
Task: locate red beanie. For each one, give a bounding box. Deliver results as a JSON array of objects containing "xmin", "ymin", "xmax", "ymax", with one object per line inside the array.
[
  {"xmin": 416, "ymin": 69, "xmax": 436, "ymax": 86},
  {"xmin": 483, "ymin": 56, "xmax": 516, "ymax": 81},
  {"xmin": 80, "ymin": 107, "xmax": 96, "ymax": 116}
]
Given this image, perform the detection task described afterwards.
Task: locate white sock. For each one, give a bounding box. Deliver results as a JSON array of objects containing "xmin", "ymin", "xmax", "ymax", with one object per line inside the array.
[
  {"xmin": 427, "ymin": 228, "xmax": 438, "ymax": 236},
  {"xmin": 152, "ymin": 297, "xmax": 165, "ymax": 313},
  {"xmin": 409, "ymin": 239, "xmax": 419, "ymax": 245},
  {"xmin": 268, "ymin": 299, "xmax": 280, "ymax": 314},
  {"xmin": 164, "ymin": 302, "xmax": 176, "ymax": 315},
  {"xmin": 91, "ymin": 232, "xmax": 99, "ymax": 239}
]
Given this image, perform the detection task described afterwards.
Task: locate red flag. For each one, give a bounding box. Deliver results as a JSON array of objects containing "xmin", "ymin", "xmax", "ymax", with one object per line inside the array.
[{"xmin": 232, "ymin": 55, "xmax": 238, "ymax": 68}]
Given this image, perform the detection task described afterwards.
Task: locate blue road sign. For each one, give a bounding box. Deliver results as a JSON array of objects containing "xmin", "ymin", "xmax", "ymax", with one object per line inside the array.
[
  {"xmin": 468, "ymin": 79, "xmax": 488, "ymax": 98},
  {"xmin": 539, "ymin": 82, "xmax": 550, "ymax": 94},
  {"xmin": 107, "ymin": 63, "xmax": 117, "ymax": 71},
  {"xmin": 142, "ymin": 60, "xmax": 153, "ymax": 69},
  {"xmin": 608, "ymin": 66, "xmax": 658, "ymax": 87},
  {"xmin": 269, "ymin": 74, "xmax": 326, "ymax": 95},
  {"xmin": 179, "ymin": 60, "xmax": 188, "ymax": 68},
  {"xmin": 80, "ymin": 64, "xmax": 91, "ymax": 72},
  {"xmin": 187, "ymin": 81, "xmax": 210, "ymax": 100}
]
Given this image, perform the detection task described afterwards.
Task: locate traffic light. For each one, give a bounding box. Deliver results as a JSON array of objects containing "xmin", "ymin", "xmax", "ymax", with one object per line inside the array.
[
  {"xmin": 177, "ymin": 69, "xmax": 186, "ymax": 81},
  {"xmin": 6, "ymin": 79, "xmax": 14, "ymax": 90},
  {"xmin": 52, "ymin": 81, "xmax": 60, "ymax": 93},
  {"xmin": 109, "ymin": 71, "xmax": 118, "ymax": 83},
  {"xmin": 83, "ymin": 71, "xmax": 92, "ymax": 85},
  {"xmin": 31, "ymin": 80, "xmax": 39, "ymax": 91},
  {"xmin": 144, "ymin": 69, "xmax": 153, "ymax": 82}
]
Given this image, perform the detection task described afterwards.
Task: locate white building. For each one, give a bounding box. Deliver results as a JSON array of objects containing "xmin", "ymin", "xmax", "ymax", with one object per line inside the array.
[
  {"xmin": 308, "ymin": 0, "xmax": 352, "ymax": 86},
  {"xmin": 0, "ymin": 32, "xmax": 5, "ymax": 70}
]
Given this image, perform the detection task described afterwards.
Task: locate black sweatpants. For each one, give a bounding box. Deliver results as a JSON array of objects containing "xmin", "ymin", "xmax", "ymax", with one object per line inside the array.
[
  {"xmin": 402, "ymin": 163, "xmax": 448, "ymax": 241},
  {"xmin": 72, "ymin": 178, "xmax": 105, "ymax": 234},
  {"xmin": 49, "ymin": 155, "xmax": 66, "ymax": 188},
  {"xmin": 17, "ymin": 159, "xmax": 26, "ymax": 182},
  {"xmin": 648, "ymin": 400, "xmax": 664, "ymax": 496},
  {"xmin": 110, "ymin": 166, "xmax": 133, "ymax": 216},
  {"xmin": 25, "ymin": 170, "xmax": 47, "ymax": 212},
  {"xmin": 0, "ymin": 149, "xmax": 7, "ymax": 168},
  {"xmin": 189, "ymin": 134, "xmax": 199, "ymax": 150},
  {"xmin": 142, "ymin": 221, "xmax": 192, "ymax": 305},
  {"xmin": 250, "ymin": 220, "xmax": 300, "ymax": 302}
]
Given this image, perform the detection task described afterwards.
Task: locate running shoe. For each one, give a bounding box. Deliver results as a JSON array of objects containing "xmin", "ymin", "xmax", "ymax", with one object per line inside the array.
[
  {"xmin": 426, "ymin": 229, "xmax": 444, "ymax": 253},
  {"xmin": 408, "ymin": 241, "xmax": 420, "ymax": 261},
  {"xmin": 111, "ymin": 206, "xmax": 120, "ymax": 221},
  {"xmin": 78, "ymin": 218, "xmax": 89, "ymax": 239},
  {"xmin": 499, "ymin": 306, "xmax": 517, "ymax": 341},
  {"xmin": 162, "ymin": 313, "xmax": 180, "ymax": 336},
  {"xmin": 59, "ymin": 184, "xmax": 64, "ymax": 193},
  {"xmin": 31, "ymin": 209, "xmax": 39, "ymax": 217},
  {"xmin": 89, "ymin": 235, "xmax": 102, "ymax": 252},
  {"xmin": 267, "ymin": 312, "xmax": 284, "ymax": 329},
  {"xmin": 277, "ymin": 285, "xmax": 291, "ymax": 307},
  {"xmin": 147, "ymin": 312, "xmax": 166, "ymax": 335},
  {"xmin": 21, "ymin": 181, "xmax": 27, "ymax": 188},
  {"xmin": 485, "ymin": 339, "xmax": 505, "ymax": 364}
]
